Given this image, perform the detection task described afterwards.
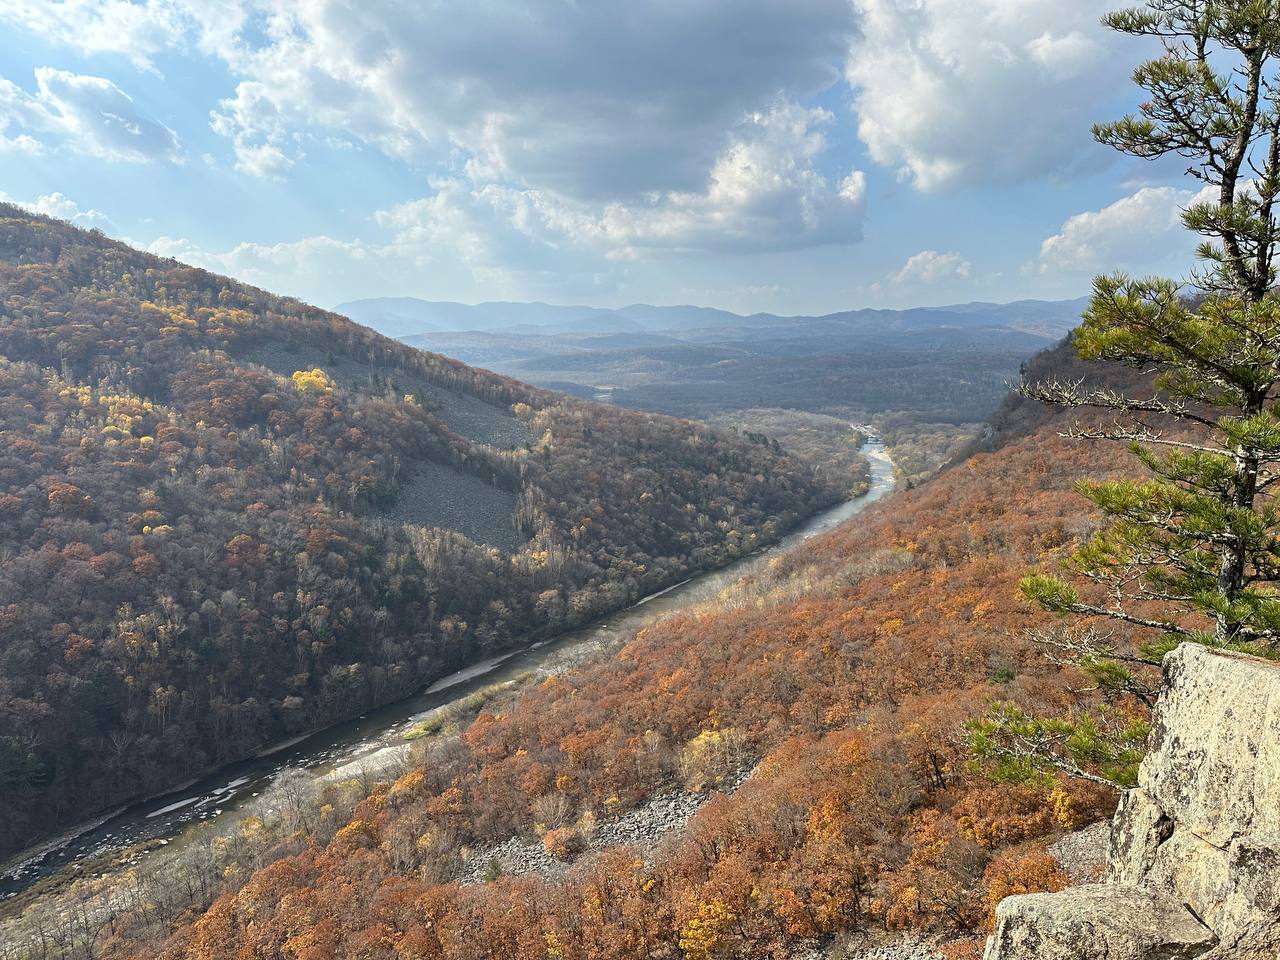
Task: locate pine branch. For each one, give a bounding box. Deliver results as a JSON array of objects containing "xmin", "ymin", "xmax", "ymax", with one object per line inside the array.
[
  {"xmin": 1052, "ymin": 599, "xmax": 1195, "ymax": 637},
  {"xmin": 1019, "ymin": 378, "xmax": 1218, "ymax": 427},
  {"xmin": 1064, "ymin": 425, "xmax": 1229, "ymax": 455},
  {"xmin": 1026, "ymin": 627, "xmax": 1162, "ymax": 667}
]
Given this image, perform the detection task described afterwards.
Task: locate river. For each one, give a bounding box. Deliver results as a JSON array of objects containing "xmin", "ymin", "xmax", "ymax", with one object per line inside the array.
[{"xmin": 0, "ymin": 440, "xmax": 895, "ymax": 902}]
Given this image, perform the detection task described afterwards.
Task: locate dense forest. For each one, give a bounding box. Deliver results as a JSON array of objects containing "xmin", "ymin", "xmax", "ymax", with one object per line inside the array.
[
  {"xmin": 7, "ymin": 339, "xmax": 1160, "ymax": 959},
  {"xmin": 0, "ymin": 206, "xmax": 842, "ymax": 861}
]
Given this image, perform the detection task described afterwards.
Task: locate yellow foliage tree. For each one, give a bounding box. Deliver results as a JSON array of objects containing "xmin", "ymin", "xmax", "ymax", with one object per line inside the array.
[
  {"xmin": 291, "ymin": 368, "xmax": 336, "ymax": 396},
  {"xmin": 678, "ymin": 897, "xmax": 737, "ymax": 960},
  {"xmin": 679, "ymin": 727, "xmax": 745, "ymax": 791}
]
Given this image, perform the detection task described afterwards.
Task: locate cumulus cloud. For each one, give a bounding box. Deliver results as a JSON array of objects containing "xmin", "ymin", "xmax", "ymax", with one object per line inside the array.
[
  {"xmin": 147, "ymin": 101, "xmax": 868, "ymax": 306},
  {"xmin": 9, "ymin": 0, "xmax": 1157, "ymax": 305},
  {"xmin": 193, "ymin": 1, "xmax": 856, "ymax": 200},
  {"xmin": 577, "ymin": 103, "xmax": 866, "ymax": 255},
  {"xmin": 0, "ymin": 68, "xmax": 182, "ymax": 162},
  {"xmin": 147, "ymin": 227, "xmax": 619, "ymax": 307},
  {"xmin": 378, "ymin": 102, "xmax": 865, "ymax": 258},
  {"xmin": 1038, "ymin": 184, "xmax": 1216, "ymax": 275},
  {"xmin": 846, "ymin": 0, "xmax": 1128, "ymax": 190},
  {"xmin": 0, "ymin": 0, "xmax": 186, "ymax": 70},
  {"xmin": 1, "ymin": 1, "xmax": 854, "ymax": 200},
  {"xmin": 3, "ymin": 0, "xmax": 1134, "ymax": 195},
  {"xmin": 146, "ymin": 189, "xmax": 618, "ymax": 304},
  {"xmin": 2, "ymin": 0, "xmax": 871, "ymax": 281},
  {"xmin": 892, "ymin": 250, "xmax": 971, "ymax": 285},
  {"xmin": 149, "ymin": 233, "xmax": 381, "ymax": 291},
  {"xmin": 0, "ymin": 190, "xmax": 115, "ymax": 231}
]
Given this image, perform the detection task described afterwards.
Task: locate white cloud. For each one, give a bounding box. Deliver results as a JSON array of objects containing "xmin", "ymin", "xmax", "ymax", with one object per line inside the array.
[
  {"xmin": 2, "ymin": 0, "xmax": 1136, "ymax": 198},
  {"xmin": 892, "ymin": 249, "xmax": 971, "ymax": 285},
  {"xmin": 146, "ymin": 232, "xmax": 480, "ymax": 313},
  {"xmin": 573, "ymin": 102, "xmax": 866, "ymax": 256},
  {"xmin": 1038, "ymin": 184, "xmax": 1216, "ymax": 275},
  {"xmin": 0, "ymin": 78, "xmax": 50, "ymax": 154},
  {"xmin": 0, "ymin": 0, "xmax": 185, "ymax": 71},
  {"xmin": 145, "ymin": 102, "xmax": 868, "ymax": 307},
  {"xmin": 146, "ymin": 226, "xmax": 620, "ymax": 307},
  {"xmin": 373, "ymin": 102, "xmax": 865, "ymax": 260},
  {"xmin": 150, "ymin": 233, "xmax": 375, "ymax": 286},
  {"xmin": 0, "ymin": 0, "xmax": 870, "ymax": 289},
  {"xmin": 846, "ymin": 0, "xmax": 1127, "ymax": 190},
  {"xmin": 1, "ymin": 1, "xmax": 855, "ymax": 202},
  {"xmin": 1027, "ymin": 30, "xmax": 1103, "ymax": 80},
  {"xmin": 195, "ymin": 1, "xmax": 855, "ymax": 201},
  {"xmin": 0, "ymin": 68, "xmax": 182, "ymax": 162},
  {"xmin": 0, "ymin": 190, "xmax": 115, "ymax": 231},
  {"xmin": 10, "ymin": 0, "xmax": 1164, "ymax": 308}
]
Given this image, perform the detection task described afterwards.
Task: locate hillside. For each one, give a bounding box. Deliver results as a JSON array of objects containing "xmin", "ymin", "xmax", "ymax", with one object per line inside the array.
[
  {"xmin": 340, "ymin": 295, "xmax": 1087, "ymax": 487},
  {"xmin": 33, "ymin": 340, "xmax": 1162, "ymax": 960},
  {"xmin": 0, "ymin": 206, "xmax": 841, "ymax": 861}
]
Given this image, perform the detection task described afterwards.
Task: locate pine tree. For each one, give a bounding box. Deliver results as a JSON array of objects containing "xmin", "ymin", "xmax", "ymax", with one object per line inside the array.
[{"xmin": 974, "ymin": 0, "xmax": 1280, "ymax": 787}]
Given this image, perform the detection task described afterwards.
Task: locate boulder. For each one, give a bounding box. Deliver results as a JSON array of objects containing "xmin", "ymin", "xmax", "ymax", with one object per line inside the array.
[
  {"xmin": 1137, "ymin": 826, "xmax": 1231, "ymax": 934},
  {"xmin": 1107, "ymin": 645, "xmax": 1280, "ymax": 953},
  {"xmin": 1208, "ymin": 833, "xmax": 1280, "ymax": 959},
  {"xmin": 1110, "ymin": 817, "xmax": 1280, "ymax": 957},
  {"xmin": 1138, "ymin": 644, "xmax": 1280, "ymax": 848},
  {"xmin": 986, "ymin": 643, "xmax": 1280, "ymax": 960},
  {"xmin": 982, "ymin": 884, "xmax": 1215, "ymax": 960}
]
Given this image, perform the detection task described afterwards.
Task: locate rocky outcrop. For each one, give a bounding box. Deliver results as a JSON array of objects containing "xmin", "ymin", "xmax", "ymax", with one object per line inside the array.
[
  {"xmin": 1047, "ymin": 820, "xmax": 1110, "ymax": 884},
  {"xmin": 459, "ymin": 770, "xmax": 752, "ymax": 885},
  {"xmin": 984, "ymin": 643, "xmax": 1280, "ymax": 960},
  {"xmin": 985, "ymin": 884, "xmax": 1216, "ymax": 960},
  {"xmin": 1134, "ymin": 645, "xmax": 1280, "ymax": 848}
]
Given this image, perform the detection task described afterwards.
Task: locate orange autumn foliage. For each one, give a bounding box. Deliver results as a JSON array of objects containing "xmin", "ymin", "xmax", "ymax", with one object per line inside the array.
[
  {"xmin": 111, "ymin": 345, "xmax": 1150, "ymax": 960},
  {"xmin": 981, "ymin": 847, "xmax": 1071, "ymax": 929}
]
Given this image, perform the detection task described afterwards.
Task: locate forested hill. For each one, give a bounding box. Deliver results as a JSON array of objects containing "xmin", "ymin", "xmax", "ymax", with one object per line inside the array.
[
  {"xmin": 0, "ymin": 205, "xmax": 840, "ymax": 859},
  {"xmin": 97, "ymin": 339, "xmax": 1158, "ymax": 960}
]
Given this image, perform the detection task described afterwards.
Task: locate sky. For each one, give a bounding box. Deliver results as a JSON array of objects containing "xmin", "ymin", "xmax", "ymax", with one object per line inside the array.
[{"xmin": 0, "ymin": 0, "xmax": 1207, "ymax": 316}]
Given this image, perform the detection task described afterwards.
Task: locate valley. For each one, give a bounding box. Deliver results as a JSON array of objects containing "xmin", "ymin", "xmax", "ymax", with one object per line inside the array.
[
  {"xmin": 0, "ymin": 215, "xmax": 1117, "ymax": 960},
  {"xmin": 0, "ymin": 206, "xmax": 842, "ymax": 866},
  {"xmin": 0, "ymin": 211, "xmax": 1175, "ymax": 960},
  {"xmin": 0, "ymin": 443, "xmax": 896, "ymax": 943},
  {"xmin": 338, "ymin": 296, "xmax": 1086, "ymax": 486},
  {"xmin": 16, "ymin": 339, "xmax": 1150, "ymax": 960},
  {"xmin": 4, "ymin": 2, "xmax": 1278, "ymax": 957}
]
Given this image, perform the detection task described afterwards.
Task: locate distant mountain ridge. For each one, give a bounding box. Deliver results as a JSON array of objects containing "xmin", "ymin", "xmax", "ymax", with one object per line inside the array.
[
  {"xmin": 335, "ymin": 294, "xmax": 1089, "ymax": 426},
  {"xmin": 335, "ymin": 295, "xmax": 1089, "ymax": 341},
  {"xmin": 333, "ymin": 298, "xmax": 746, "ymax": 337}
]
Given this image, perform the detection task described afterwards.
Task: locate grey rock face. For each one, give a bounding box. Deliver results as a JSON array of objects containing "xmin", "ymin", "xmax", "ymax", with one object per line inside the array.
[
  {"xmin": 982, "ymin": 884, "xmax": 1215, "ymax": 960},
  {"xmin": 1208, "ymin": 834, "xmax": 1280, "ymax": 958},
  {"xmin": 1049, "ymin": 820, "xmax": 1110, "ymax": 884},
  {"xmin": 1138, "ymin": 825, "xmax": 1231, "ymax": 934},
  {"xmin": 1139, "ymin": 644, "xmax": 1280, "ymax": 848},
  {"xmin": 986, "ymin": 644, "xmax": 1280, "ymax": 960},
  {"xmin": 1107, "ymin": 787, "xmax": 1170, "ymax": 885}
]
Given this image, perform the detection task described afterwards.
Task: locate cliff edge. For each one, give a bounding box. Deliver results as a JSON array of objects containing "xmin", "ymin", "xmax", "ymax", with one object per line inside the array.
[{"xmin": 985, "ymin": 643, "xmax": 1280, "ymax": 959}]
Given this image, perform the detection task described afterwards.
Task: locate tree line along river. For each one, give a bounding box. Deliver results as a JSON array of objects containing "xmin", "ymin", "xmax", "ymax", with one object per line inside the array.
[{"xmin": 0, "ymin": 441, "xmax": 895, "ymax": 905}]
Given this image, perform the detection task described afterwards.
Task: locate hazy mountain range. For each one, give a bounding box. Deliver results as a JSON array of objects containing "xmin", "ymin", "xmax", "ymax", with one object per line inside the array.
[
  {"xmin": 335, "ymin": 295, "xmax": 1090, "ymax": 423},
  {"xmin": 336, "ymin": 296, "xmax": 1090, "ymax": 342}
]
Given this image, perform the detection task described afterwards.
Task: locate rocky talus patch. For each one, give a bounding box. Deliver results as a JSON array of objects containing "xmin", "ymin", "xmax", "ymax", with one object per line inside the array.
[{"xmin": 458, "ymin": 771, "xmax": 751, "ymax": 885}]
